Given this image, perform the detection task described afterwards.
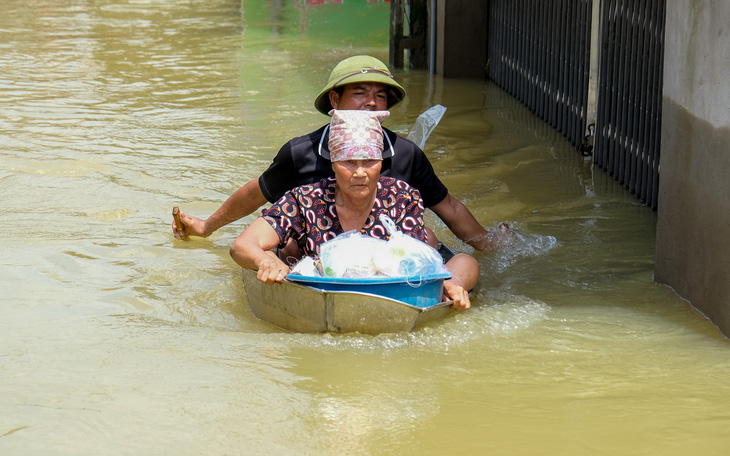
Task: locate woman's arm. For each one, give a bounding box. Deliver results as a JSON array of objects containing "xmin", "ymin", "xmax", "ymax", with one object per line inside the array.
[{"xmin": 230, "ymin": 218, "xmax": 291, "ymax": 284}]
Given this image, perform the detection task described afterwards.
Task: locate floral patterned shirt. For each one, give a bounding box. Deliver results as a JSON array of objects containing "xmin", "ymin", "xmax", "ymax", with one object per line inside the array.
[{"xmin": 262, "ymin": 176, "xmax": 425, "ymax": 257}]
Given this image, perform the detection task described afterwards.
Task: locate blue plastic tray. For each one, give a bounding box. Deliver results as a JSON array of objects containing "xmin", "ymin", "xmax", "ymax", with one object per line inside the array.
[{"xmin": 286, "ymin": 272, "xmax": 451, "ymax": 308}]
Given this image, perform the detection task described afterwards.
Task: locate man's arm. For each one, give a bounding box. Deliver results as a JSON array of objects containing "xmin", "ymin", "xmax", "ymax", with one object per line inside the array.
[
  {"xmin": 429, "ymin": 193, "xmax": 511, "ymax": 252},
  {"xmin": 172, "ymin": 178, "xmax": 268, "ymax": 240}
]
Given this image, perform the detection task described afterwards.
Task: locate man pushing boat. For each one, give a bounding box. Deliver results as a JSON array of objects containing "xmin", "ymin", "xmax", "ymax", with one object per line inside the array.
[
  {"xmin": 230, "ymin": 110, "xmax": 479, "ymax": 311},
  {"xmin": 172, "ymin": 55, "xmax": 512, "ymax": 253}
]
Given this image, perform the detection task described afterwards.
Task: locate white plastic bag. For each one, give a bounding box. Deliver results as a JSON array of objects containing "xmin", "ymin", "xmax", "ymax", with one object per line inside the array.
[
  {"xmin": 290, "ymin": 256, "xmax": 321, "ymax": 276},
  {"xmin": 406, "ymin": 104, "xmax": 447, "ymax": 150},
  {"xmin": 316, "ymin": 216, "xmax": 449, "ymax": 278},
  {"xmin": 319, "ymin": 230, "xmax": 388, "ymax": 278},
  {"xmin": 377, "ymin": 214, "xmax": 449, "ymax": 277}
]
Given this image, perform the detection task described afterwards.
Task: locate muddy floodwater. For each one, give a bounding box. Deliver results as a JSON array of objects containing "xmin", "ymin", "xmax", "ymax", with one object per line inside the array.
[{"xmin": 2, "ymin": 1, "xmax": 729, "ymax": 455}]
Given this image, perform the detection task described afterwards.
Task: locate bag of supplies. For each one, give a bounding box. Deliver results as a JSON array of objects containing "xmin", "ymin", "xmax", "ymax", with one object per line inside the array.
[{"xmin": 306, "ymin": 215, "xmax": 448, "ymax": 279}]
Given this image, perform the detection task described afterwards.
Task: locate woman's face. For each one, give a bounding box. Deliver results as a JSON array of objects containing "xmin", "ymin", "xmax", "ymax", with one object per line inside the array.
[{"xmin": 332, "ymin": 159, "xmax": 382, "ymax": 199}]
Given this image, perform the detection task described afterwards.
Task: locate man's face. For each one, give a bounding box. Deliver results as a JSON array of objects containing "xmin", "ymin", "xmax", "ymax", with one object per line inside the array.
[{"xmin": 329, "ymin": 82, "xmax": 389, "ymax": 111}]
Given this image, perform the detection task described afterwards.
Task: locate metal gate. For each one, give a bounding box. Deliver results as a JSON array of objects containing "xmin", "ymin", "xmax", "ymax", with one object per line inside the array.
[
  {"xmin": 487, "ymin": 0, "xmax": 666, "ymax": 209},
  {"xmin": 594, "ymin": 0, "xmax": 665, "ymax": 209}
]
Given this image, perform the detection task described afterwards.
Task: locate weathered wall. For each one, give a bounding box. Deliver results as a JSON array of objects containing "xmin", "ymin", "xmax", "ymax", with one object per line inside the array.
[
  {"xmin": 435, "ymin": 0, "xmax": 487, "ymax": 77},
  {"xmin": 657, "ymin": 0, "xmax": 730, "ymax": 336}
]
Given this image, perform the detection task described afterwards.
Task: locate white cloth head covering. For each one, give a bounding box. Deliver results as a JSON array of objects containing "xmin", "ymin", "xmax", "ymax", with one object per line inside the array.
[{"xmin": 327, "ymin": 110, "xmax": 390, "ymax": 162}]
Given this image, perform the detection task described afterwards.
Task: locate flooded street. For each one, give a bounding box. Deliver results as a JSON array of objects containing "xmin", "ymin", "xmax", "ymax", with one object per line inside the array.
[{"xmin": 2, "ymin": 1, "xmax": 729, "ymax": 454}]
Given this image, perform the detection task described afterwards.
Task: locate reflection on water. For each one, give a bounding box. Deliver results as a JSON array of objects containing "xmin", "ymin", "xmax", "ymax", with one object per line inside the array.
[{"xmin": 2, "ymin": 1, "xmax": 729, "ymax": 455}]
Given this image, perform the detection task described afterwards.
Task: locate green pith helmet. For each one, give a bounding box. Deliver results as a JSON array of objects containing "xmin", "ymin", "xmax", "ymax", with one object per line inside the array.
[{"xmin": 314, "ymin": 55, "xmax": 407, "ymax": 115}]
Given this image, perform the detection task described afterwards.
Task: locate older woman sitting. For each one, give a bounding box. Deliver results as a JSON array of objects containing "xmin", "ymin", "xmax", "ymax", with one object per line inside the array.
[{"xmin": 230, "ymin": 110, "xmax": 479, "ymax": 311}]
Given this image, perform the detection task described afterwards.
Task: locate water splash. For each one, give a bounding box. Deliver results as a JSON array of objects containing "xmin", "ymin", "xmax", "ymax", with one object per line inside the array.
[{"xmin": 485, "ymin": 226, "xmax": 559, "ymax": 273}]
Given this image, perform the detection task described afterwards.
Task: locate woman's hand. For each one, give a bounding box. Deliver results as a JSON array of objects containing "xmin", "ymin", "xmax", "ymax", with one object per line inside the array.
[
  {"xmin": 230, "ymin": 218, "xmax": 289, "ymax": 285},
  {"xmin": 443, "ymin": 279, "xmax": 471, "ymax": 312},
  {"xmin": 256, "ymin": 251, "xmax": 291, "ymax": 285}
]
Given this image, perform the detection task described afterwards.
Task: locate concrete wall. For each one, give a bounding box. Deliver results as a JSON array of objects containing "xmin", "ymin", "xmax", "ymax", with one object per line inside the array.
[{"xmin": 656, "ymin": 0, "xmax": 730, "ymax": 336}]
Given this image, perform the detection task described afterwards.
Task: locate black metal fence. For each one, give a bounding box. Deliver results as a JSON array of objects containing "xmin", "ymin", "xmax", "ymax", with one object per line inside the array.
[
  {"xmin": 487, "ymin": 0, "xmax": 593, "ymax": 148},
  {"xmin": 594, "ymin": 0, "xmax": 665, "ymax": 209},
  {"xmin": 487, "ymin": 0, "xmax": 666, "ymax": 209}
]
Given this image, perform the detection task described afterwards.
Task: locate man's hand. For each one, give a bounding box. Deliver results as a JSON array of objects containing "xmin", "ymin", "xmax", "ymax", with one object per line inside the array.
[
  {"xmin": 172, "ymin": 178, "xmax": 269, "ymax": 241},
  {"xmin": 468, "ymin": 222, "xmax": 516, "ymax": 251},
  {"xmin": 172, "ymin": 209, "xmax": 210, "ymax": 240}
]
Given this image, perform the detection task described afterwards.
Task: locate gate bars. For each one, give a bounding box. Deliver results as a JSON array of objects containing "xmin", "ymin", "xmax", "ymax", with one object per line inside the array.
[
  {"xmin": 594, "ymin": 0, "xmax": 665, "ymax": 209},
  {"xmin": 487, "ymin": 0, "xmax": 666, "ymax": 209}
]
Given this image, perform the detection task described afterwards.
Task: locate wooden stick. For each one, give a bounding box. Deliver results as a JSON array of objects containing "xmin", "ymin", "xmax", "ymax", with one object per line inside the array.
[{"xmin": 172, "ymin": 206, "xmax": 186, "ymax": 236}]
